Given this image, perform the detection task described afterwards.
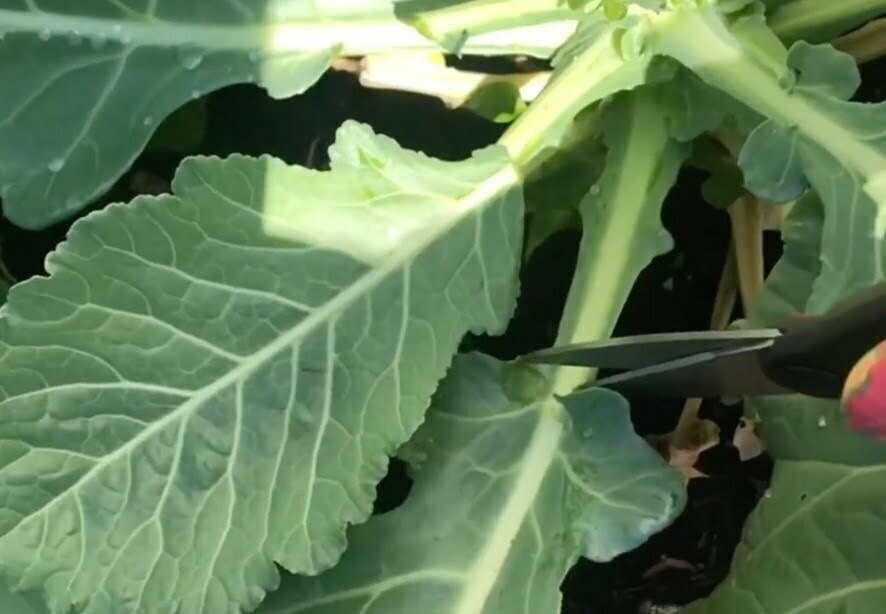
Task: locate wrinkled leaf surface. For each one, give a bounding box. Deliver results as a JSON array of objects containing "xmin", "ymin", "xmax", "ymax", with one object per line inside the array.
[
  {"xmin": 0, "ymin": 121, "xmax": 523, "ymax": 614},
  {"xmin": 257, "ymin": 354, "xmax": 684, "ymax": 614}
]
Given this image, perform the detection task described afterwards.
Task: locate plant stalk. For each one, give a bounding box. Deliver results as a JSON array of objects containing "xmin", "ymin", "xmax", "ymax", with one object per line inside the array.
[
  {"xmin": 548, "ymin": 92, "xmax": 685, "ymax": 396},
  {"xmin": 499, "ymin": 26, "xmax": 648, "ymax": 169}
]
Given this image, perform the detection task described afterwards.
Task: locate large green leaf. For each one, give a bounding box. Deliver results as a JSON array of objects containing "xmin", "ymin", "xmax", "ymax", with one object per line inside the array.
[
  {"xmin": 0, "ymin": 1, "xmax": 338, "ymax": 228},
  {"xmin": 683, "ymin": 194, "xmax": 886, "ymax": 611},
  {"xmin": 255, "ymin": 354, "xmax": 684, "ymax": 614},
  {"xmin": 0, "ymin": 121, "xmax": 523, "ymax": 614},
  {"xmin": 0, "ymin": 0, "xmax": 572, "ymax": 230}
]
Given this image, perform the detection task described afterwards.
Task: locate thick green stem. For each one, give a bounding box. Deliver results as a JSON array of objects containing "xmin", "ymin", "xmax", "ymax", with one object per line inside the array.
[
  {"xmin": 768, "ymin": 0, "xmax": 886, "ymax": 42},
  {"xmin": 550, "ymin": 92, "xmax": 685, "ymax": 396},
  {"xmin": 499, "ymin": 25, "xmax": 650, "ymax": 169}
]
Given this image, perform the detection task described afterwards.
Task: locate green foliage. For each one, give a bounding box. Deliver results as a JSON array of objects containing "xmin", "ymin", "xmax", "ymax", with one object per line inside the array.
[
  {"xmin": 0, "ymin": 0, "xmax": 885, "ymax": 613},
  {"xmin": 0, "ymin": 1, "xmax": 567, "ymax": 230},
  {"xmin": 0, "ymin": 123, "xmax": 523, "ymax": 613},
  {"xmin": 684, "ymin": 193, "xmax": 886, "ymax": 613},
  {"xmin": 257, "ymin": 353, "xmax": 683, "ymax": 614},
  {"xmin": 0, "ymin": 2, "xmax": 343, "ymax": 228}
]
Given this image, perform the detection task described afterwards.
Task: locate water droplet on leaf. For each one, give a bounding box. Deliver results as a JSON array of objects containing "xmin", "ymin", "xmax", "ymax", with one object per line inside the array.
[
  {"xmin": 177, "ymin": 47, "xmax": 203, "ymax": 70},
  {"xmin": 248, "ymin": 50, "xmax": 260, "ymax": 62},
  {"xmin": 111, "ymin": 25, "xmax": 131, "ymax": 44},
  {"xmin": 589, "ymin": 184, "xmax": 601, "ymax": 195},
  {"xmin": 818, "ymin": 416, "xmax": 827, "ymax": 427},
  {"xmin": 47, "ymin": 158, "xmax": 65, "ymax": 172},
  {"xmin": 143, "ymin": 116, "xmax": 153, "ymax": 126},
  {"xmin": 38, "ymin": 28, "xmax": 51, "ymax": 41},
  {"xmin": 190, "ymin": 90, "xmax": 201, "ymax": 99},
  {"xmin": 583, "ymin": 427, "xmax": 593, "ymax": 438},
  {"xmin": 764, "ymin": 488, "xmax": 772, "ymax": 498}
]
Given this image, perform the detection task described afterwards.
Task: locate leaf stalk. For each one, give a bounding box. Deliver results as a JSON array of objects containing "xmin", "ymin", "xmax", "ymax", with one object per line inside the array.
[
  {"xmin": 549, "ymin": 92, "xmax": 684, "ymax": 395},
  {"xmin": 498, "ymin": 26, "xmax": 647, "ymax": 169}
]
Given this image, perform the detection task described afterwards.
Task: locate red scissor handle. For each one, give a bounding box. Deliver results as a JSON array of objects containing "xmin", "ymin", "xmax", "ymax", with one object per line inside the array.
[
  {"xmin": 842, "ymin": 339, "xmax": 886, "ymax": 440},
  {"xmin": 762, "ymin": 283, "xmax": 886, "ymax": 399}
]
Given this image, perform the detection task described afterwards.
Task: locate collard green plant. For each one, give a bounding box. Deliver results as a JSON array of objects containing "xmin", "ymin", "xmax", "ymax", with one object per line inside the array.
[{"xmin": 1, "ymin": 1, "xmax": 886, "ymax": 613}]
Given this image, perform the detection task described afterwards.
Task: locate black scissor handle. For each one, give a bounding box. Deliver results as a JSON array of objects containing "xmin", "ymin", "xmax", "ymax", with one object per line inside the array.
[{"xmin": 761, "ymin": 282, "xmax": 886, "ymax": 398}]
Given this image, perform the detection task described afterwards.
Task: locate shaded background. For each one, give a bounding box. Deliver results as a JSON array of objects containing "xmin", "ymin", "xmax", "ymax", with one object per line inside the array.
[{"xmin": 2, "ymin": 51, "xmax": 885, "ymax": 612}]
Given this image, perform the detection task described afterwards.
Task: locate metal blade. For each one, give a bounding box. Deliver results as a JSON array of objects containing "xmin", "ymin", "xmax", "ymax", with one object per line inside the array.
[
  {"xmin": 590, "ymin": 338, "xmax": 795, "ymax": 398},
  {"xmin": 522, "ymin": 329, "xmax": 782, "ymax": 371}
]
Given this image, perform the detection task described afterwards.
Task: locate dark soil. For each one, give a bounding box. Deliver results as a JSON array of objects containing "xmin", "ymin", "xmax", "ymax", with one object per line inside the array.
[{"xmin": 2, "ymin": 48, "xmax": 885, "ymax": 614}]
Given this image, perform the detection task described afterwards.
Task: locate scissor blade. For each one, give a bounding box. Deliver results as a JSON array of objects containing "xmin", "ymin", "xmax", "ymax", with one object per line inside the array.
[
  {"xmin": 522, "ymin": 329, "xmax": 782, "ymax": 371},
  {"xmin": 591, "ymin": 339, "xmax": 794, "ymax": 398}
]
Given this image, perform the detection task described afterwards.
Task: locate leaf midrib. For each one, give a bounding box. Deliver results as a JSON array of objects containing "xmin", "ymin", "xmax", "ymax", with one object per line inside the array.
[
  {"xmin": 1, "ymin": 163, "xmax": 518, "ymax": 540},
  {"xmin": 0, "ymin": 8, "xmax": 423, "ymax": 52},
  {"xmin": 453, "ymin": 399, "xmax": 563, "ymax": 614},
  {"xmin": 0, "ymin": 8, "xmax": 578, "ymax": 57}
]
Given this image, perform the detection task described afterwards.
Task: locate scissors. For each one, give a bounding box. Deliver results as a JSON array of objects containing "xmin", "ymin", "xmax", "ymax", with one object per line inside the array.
[{"xmin": 521, "ymin": 282, "xmax": 886, "ymax": 400}]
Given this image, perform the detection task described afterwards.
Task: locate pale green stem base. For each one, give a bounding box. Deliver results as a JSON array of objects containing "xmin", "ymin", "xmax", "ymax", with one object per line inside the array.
[
  {"xmin": 499, "ymin": 24, "xmax": 649, "ymax": 168},
  {"xmin": 549, "ymin": 92, "xmax": 680, "ymax": 396}
]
